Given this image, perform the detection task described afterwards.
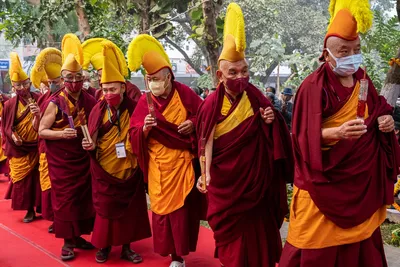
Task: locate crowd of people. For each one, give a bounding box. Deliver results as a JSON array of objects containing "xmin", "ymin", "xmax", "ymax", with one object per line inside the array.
[{"xmin": 0, "ymin": 1, "xmax": 400, "ymax": 267}]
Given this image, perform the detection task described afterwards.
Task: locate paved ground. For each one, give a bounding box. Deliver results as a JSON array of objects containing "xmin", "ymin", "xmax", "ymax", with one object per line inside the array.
[{"xmin": 280, "ymin": 222, "xmax": 400, "ymax": 267}]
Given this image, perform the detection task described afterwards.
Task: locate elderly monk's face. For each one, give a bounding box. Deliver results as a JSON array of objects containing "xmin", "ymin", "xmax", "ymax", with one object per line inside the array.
[
  {"xmin": 146, "ymin": 68, "xmax": 172, "ymax": 98},
  {"xmin": 323, "ymin": 36, "xmax": 361, "ymax": 68},
  {"xmin": 61, "ymin": 70, "xmax": 83, "ymax": 83},
  {"xmin": 217, "ymin": 60, "xmax": 249, "ymax": 84}
]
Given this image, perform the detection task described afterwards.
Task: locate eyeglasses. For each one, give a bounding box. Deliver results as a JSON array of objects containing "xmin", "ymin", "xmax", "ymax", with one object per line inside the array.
[
  {"xmin": 13, "ymin": 80, "xmax": 31, "ymax": 89},
  {"xmin": 62, "ymin": 74, "xmax": 83, "ymax": 82}
]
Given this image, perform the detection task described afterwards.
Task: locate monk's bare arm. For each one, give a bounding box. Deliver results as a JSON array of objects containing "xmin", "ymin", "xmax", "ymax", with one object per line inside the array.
[
  {"xmin": 32, "ymin": 115, "xmax": 40, "ymax": 132},
  {"xmin": 39, "ymin": 102, "xmax": 63, "ymax": 140},
  {"xmin": 205, "ymin": 125, "xmax": 216, "ymax": 178},
  {"xmin": 321, "ymin": 127, "xmax": 340, "ymax": 143},
  {"xmin": 322, "ymin": 119, "xmax": 367, "ymax": 143}
]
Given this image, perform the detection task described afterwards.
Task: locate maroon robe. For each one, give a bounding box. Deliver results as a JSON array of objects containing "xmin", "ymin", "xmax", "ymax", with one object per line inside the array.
[
  {"xmin": 85, "ymin": 86, "xmax": 97, "ymax": 98},
  {"xmin": 88, "ymin": 97, "xmax": 151, "ymax": 248},
  {"xmin": 37, "ymin": 89, "xmax": 60, "ymax": 221},
  {"xmin": 129, "ymin": 81, "xmax": 206, "ymax": 256},
  {"xmin": 279, "ymin": 63, "xmax": 400, "ymax": 267},
  {"xmin": 196, "ymin": 83, "xmax": 293, "ymax": 267},
  {"xmin": 44, "ymin": 89, "xmax": 96, "ymax": 239},
  {"xmin": 95, "ymin": 81, "xmax": 141, "ymax": 103},
  {"xmin": 2, "ymin": 93, "xmax": 41, "ymax": 210}
]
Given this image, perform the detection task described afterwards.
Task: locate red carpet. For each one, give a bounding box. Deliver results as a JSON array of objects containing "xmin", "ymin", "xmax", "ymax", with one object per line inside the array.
[{"xmin": 0, "ymin": 176, "xmax": 220, "ymax": 267}]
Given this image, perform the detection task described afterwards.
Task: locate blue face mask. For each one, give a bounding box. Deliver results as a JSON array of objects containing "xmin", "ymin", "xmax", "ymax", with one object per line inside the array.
[{"xmin": 326, "ymin": 48, "xmax": 363, "ymax": 77}]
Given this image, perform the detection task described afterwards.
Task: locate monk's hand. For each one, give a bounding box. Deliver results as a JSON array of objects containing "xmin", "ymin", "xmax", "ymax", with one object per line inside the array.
[
  {"xmin": 178, "ymin": 120, "xmax": 194, "ymax": 135},
  {"xmin": 378, "ymin": 115, "xmax": 394, "ymax": 133},
  {"xmin": 143, "ymin": 114, "xmax": 156, "ymax": 133},
  {"xmin": 260, "ymin": 107, "xmax": 274, "ymax": 124},
  {"xmin": 11, "ymin": 133, "xmax": 22, "ymax": 146},
  {"xmin": 196, "ymin": 174, "xmax": 211, "ymax": 194},
  {"xmin": 337, "ymin": 119, "xmax": 367, "ymax": 140},
  {"xmin": 82, "ymin": 138, "xmax": 94, "ymax": 151},
  {"xmin": 61, "ymin": 128, "xmax": 77, "ymax": 139},
  {"xmin": 29, "ymin": 103, "xmax": 40, "ymax": 117}
]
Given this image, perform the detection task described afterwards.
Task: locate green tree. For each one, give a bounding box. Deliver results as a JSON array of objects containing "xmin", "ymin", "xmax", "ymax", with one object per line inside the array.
[{"xmin": 380, "ymin": 0, "xmax": 400, "ymax": 106}]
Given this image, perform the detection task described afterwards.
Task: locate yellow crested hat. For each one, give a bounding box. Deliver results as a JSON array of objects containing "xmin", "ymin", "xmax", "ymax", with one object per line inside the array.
[
  {"xmin": 218, "ymin": 3, "xmax": 246, "ymax": 63},
  {"xmin": 324, "ymin": 0, "xmax": 373, "ymax": 47},
  {"xmin": 101, "ymin": 40, "xmax": 128, "ymax": 84},
  {"xmin": 82, "ymin": 38, "xmax": 108, "ymax": 71},
  {"xmin": 127, "ymin": 34, "xmax": 171, "ymax": 75},
  {"xmin": 31, "ymin": 48, "xmax": 62, "ymax": 88},
  {"xmin": 61, "ymin": 33, "xmax": 83, "ymax": 72},
  {"xmin": 9, "ymin": 52, "xmax": 29, "ymax": 82}
]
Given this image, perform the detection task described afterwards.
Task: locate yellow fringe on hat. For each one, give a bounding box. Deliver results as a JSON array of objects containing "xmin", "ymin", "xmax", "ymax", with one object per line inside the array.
[
  {"xmin": 218, "ymin": 3, "xmax": 246, "ymax": 62},
  {"xmin": 100, "ymin": 40, "xmax": 127, "ymax": 84},
  {"xmin": 127, "ymin": 34, "xmax": 171, "ymax": 74},
  {"xmin": 30, "ymin": 69, "xmax": 47, "ymax": 89},
  {"xmin": 223, "ymin": 3, "xmax": 246, "ymax": 53},
  {"xmin": 82, "ymin": 38, "xmax": 108, "ymax": 70},
  {"xmin": 328, "ymin": 0, "xmax": 373, "ymax": 33},
  {"xmin": 61, "ymin": 33, "xmax": 83, "ymax": 72},
  {"xmin": 9, "ymin": 52, "xmax": 29, "ymax": 82},
  {"xmin": 32, "ymin": 48, "xmax": 62, "ymax": 85}
]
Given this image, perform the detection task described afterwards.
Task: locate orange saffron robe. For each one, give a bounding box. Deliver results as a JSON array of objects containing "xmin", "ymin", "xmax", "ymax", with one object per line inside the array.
[
  {"xmin": 287, "ymin": 81, "xmax": 386, "ymax": 249},
  {"xmin": 148, "ymin": 89, "xmax": 195, "ymax": 215},
  {"xmin": 96, "ymin": 108, "xmax": 137, "ymax": 179},
  {"xmin": 9, "ymin": 101, "xmax": 38, "ymax": 183}
]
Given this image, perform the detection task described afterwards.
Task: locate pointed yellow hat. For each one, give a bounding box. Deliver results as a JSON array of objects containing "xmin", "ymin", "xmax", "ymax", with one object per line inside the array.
[
  {"xmin": 82, "ymin": 38, "xmax": 108, "ymax": 71},
  {"xmin": 127, "ymin": 34, "xmax": 171, "ymax": 75},
  {"xmin": 31, "ymin": 48, "xmax": 62, "ymax": 88},
  {"xmin": 218, "ymin": 3, "xmax": 246, "ymax": 63},
  {"xmin": 9, "ymin": 52, "xmax": 29, "ymax": 82},
  {"xmin": 61, "ymin": 33, "xmax": 83, "ymax": 72},
  {"xmin": 324, "ymin": 0, "xmax": 373, "ymax": 47},
  {"xmin": 100, "ymin": 40, "xmax": 127, "ymax": 84}
]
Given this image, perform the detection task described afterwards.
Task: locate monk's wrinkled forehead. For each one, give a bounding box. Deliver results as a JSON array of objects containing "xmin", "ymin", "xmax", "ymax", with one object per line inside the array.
[
  {"xmin": 219, "ymin": 59, "xmax": 248, "ymax": 73},
  {"xmin": 326, "ymin": 36, "xmax": 361, "ymax": 51}
]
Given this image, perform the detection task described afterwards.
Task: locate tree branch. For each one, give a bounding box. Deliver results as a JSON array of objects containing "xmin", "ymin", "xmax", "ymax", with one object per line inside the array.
[
  {"xmin": 163, "ymin": 36, "xmax": 204, "ymax": 76},
  {"xmin": 260, "ymin": 61, "xmax": 279, "ymax": 84}
]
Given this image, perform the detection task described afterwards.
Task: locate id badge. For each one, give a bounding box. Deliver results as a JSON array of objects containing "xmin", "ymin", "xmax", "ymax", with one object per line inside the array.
[{"xmin": 115, "ymin": 142, "xmax": 127, "ymax": 158}]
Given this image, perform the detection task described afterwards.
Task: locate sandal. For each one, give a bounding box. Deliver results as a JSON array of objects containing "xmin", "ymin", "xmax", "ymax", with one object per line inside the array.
[
  {"xmin": 48, "ymin": 223, "xmax": 54, "ymax": 234},
  {"xmin": 121, "ymin": 249, "xmax": 143, "ymax": 264},
  {"xmin": 75, "ymin": 236, "xmax": 95, "ymax": 250},
  {"xmin": 95, "ymin": 247, "xmax": 111, "ymax": 263},
  {"xmin": 61, "ymin": 247, "xmax": 75, "ymax": 261}
]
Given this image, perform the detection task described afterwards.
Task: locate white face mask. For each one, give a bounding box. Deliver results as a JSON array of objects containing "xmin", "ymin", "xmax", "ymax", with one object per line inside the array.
[
  {"xmin": 83, "ymin": 81, "xmax": 90, "ymax": 90},
  {"xmin": 326, "ymin": 48, "xmax": 363, "ymax": 77},
  {"xmin": 149, "ymin": 75, "xmax": 169, "ymax": 96}
]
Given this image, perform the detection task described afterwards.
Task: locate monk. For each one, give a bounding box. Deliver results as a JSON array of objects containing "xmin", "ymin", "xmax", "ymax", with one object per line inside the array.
[
  {"xmin": 39, "ymin": 34, "xmax": 96, "ymax": 261},
  {"xmin": 32, "ymin": 47, "xmax": 63, "ymax": 233},
  {"xmin": 2, "ymin": 52, "xmax": 41, "ymax": 223},
  {"xmin": 196, "ymin": 4, "xmax": 293, "ymax": 267},
  {"xmin": 82, "ymin": 40, "xmax": 151, "ymax": 264},
  {"xmin": 0, "ymin": 93, "xmax": 10, "ymax": 176},
  {"xmin": 128, "ymin": 34, "xmax": 205, "ymax": 267},
  {"xmin": 82, "ymin": 37, "xmax": 141, "ymax": 102},
  {"xmin": 279, "ymin": 2, "xmax": 400, "ymax": 267},
  {"xmin": 96, "ymin": 67, "xmax": 141, "ymax": 102}
]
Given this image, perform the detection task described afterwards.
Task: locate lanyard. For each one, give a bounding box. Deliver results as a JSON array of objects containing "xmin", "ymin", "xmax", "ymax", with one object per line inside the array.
[{"xmin": 107, "ymin": 107, "xmax": 121, "ymax": 136}]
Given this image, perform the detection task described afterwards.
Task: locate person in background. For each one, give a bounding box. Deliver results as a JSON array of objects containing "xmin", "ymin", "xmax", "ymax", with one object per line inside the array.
[
  {"xmin": 280, "ymin": 87, "xmax": 294, "ymax": 131},
  {"xmin": 201, "ymin": 88, "xmax": 210, "ymax": 99},
  {"xmin": 266, "ymin": 86, "xmax": 282, "ymax": 111}
]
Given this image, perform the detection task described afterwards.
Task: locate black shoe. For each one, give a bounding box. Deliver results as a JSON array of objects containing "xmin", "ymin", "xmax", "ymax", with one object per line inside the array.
[
  {"xmin": 23, "ymin": 210, "xmax": 35, "ymax": 223},
  {"xmin": 48, "ymin": 223, "xmax": 54, "ymax": 233},
  {"xmin": 96, "ymin": 247, "xmax": 111, "ymax": 263}
]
